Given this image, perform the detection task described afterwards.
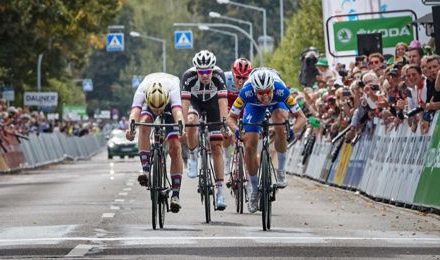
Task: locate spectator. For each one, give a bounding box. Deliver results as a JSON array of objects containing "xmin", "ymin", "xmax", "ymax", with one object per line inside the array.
[
  {"xmin": 408, "ymin": 47, "xmax": 423, "ymax": 66},
  {"xmin": 368, "ymin": 53, "xmax": 385, "ymax": 73}
]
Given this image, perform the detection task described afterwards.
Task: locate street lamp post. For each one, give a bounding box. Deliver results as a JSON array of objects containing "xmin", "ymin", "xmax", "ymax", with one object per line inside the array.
[
  {"xmin": 173, "ymin": 22, "xmax": 263, "ymax": 64},
  {"xmin": 216, "ymin": 0, "xmax": 267, "ymax": 53},
  {"xmin": 129, "ymin": 31, "xmax": 166, "ymax": 72},
  {"xmin": 37, "ymin": 53, "xmax": 44, "ymax": 92},
  {"xmin": 209, "ymin": 11, "xmax": 254, "ymax": 61},
  {"xmin": 198, "ymin": 25, "xmax": 238, "ymax": 60},
  {"xmin": 280, "ymin": 0, "xmax": 284, "ymax": 40}
]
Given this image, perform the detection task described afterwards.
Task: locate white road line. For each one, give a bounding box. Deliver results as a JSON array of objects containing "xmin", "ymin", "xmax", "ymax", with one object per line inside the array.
[
  {"xmin": 102, "ymin": 213, "xmax": 115, "ymax": 218},
  {"xmin": 110, "ymin": 170, "xmax": 115, "ymax": 175},
  {"xmin": 1, "ymin": 236, "xmax": 440, "ymax": 243},
  {"xmin": 65, "ymin": 244, "xmax": 94, "ymax": 257},
  {"xmin": 123, "ymin": 188, "xmax": 132, "ymax": 191},
  {"xmin": 114, "ymin": 199, "xmax": 124, "ymax": 203},
  {"xmin": 110, "ymin": 206, "xmax": 120, "ymax": 210},
  {"xmin": 118, "ymin": 192, "xmax": 128, "ymax": 196},
  {"xmin": 126, "ymin": 182, "xmax": 134, "ymax": 186}
]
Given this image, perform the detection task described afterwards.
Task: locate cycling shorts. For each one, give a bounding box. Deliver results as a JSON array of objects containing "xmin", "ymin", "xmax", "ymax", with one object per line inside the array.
[
  {"xmin": 141, "ymin": 104, "xmax": 179, "ymax": 140},
  {"xmin": 188, "ymin": 97, "xmax": 223, "ymax": 141}
]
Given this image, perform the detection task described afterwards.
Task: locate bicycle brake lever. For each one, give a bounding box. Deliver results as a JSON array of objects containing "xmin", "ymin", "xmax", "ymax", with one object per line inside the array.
[{"xmin": 130, "ymin": 119, "xmax": 136, "ymax": 134}]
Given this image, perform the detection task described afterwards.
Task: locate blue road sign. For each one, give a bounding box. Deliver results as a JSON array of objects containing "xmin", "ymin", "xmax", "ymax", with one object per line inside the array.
[
  {"xmin": 174, "ymin": 31, "xmax": 193, "ymax": 49},
  {"xmin": 83, "ymin": 79, "xmax": 93, "ymax": 92},
  {"xmin": 106, "ymin": 33, "xmax": 124, "ymax": 52}
]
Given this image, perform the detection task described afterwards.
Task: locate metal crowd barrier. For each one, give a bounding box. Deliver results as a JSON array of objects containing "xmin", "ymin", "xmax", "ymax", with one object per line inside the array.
[
  {"xmin": 286, "ymin": 112, "xmax": 440, "ymax": 212},
  {"xmin": 0, "ymin": 132, "xmax": 106, "ymax": 172}
]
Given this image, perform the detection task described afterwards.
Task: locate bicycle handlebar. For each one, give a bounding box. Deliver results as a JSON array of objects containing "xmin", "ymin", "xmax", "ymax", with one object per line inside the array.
[{"xmin": 130, "ymin": 119, "xmax": 184, "ymax": 135}]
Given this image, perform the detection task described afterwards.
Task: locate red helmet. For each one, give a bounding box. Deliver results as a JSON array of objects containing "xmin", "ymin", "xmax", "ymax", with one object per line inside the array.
[{"xmin": 232, "ymin": 58, "xmax": 253, "ymax": 78}]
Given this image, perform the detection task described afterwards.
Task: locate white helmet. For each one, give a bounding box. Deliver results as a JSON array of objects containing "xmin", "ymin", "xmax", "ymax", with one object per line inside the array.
[
  {"xmin": 145, "ymin": 82, "xmax": 170, "ymax": 113},
  {"xmin": 250, "ymin": 68, "xmax": 275, "ymax": 92},
  {"xmin": 192, "ymin": 50, "xmax": 216, "ymax": 69}
]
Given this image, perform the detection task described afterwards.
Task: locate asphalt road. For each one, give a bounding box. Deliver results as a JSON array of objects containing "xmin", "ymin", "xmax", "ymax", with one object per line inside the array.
[{"xmin": 0, "ymin": 151, "xmax": 439, "ymax": 259}]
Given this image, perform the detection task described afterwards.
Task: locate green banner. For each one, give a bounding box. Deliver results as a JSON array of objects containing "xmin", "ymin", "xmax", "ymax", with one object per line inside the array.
[
  {"xmin": 333, "ymin": 16, "xmax": 414, "ymax": 52},
  {"xmin": 413, "ymin": 113, "xmax": 440, "ymax": 207},
  {"xmin": 63, "ymin": 105, "xmax": 86, "ymax": 116}
]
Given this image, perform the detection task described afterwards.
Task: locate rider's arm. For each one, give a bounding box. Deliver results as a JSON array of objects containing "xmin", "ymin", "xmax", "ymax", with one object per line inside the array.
[
  {"xmin": 226, "ymin": 111, "xmax": 239, "ymax": 132},
  {"xmin": 280, "ymin": 86, "xmax": 307, "ymax": 136},
  {"xmin": 214, "ymin": 69, "xmax": 228, "ymax": 120},
  {"xmin": 180, "ymin": 70, "xmax": 193, "ymax": 124}
]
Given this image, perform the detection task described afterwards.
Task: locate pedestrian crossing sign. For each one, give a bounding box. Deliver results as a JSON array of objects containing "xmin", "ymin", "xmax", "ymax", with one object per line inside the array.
[
  {"xmin": 106, "ymin": 33, "xmax": 124, "ymax": 52},
  {"xmin": 174, "ymin": 31, "xmax": 193, "ymax": 49}
]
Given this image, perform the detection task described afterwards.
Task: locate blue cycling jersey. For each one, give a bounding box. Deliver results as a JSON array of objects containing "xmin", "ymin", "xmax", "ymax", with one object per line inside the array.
[{"xmin": 230, "ymin": 74, "xmax": 300, "ymax": 116}]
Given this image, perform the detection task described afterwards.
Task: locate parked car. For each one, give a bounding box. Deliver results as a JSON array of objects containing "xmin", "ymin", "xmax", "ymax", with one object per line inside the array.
[{"xmin": 107, "ymin": 129, "xmax": 138, "ymax": 159}]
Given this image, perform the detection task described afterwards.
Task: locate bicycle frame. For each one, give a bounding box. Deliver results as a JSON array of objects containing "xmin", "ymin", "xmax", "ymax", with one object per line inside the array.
[
  {"xmin": 186, "ymin": 114, "xmax": 225, "ymax": 223},
  {"xmin": 130, "ymin": 117, "xmax": 182, "ymax": 229},
  {"xmin": 239, "ymin": 111, "xmax": 290, "ymax": 230}
]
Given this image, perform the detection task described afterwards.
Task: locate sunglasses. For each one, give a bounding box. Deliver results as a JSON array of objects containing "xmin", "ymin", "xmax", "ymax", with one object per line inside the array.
[
  {"xmin": 235, "ymin": 75, "xmax": 248, "ymax": 80},
  {"xmin": 369, "ymin": 60, "xmax": 380, "ymax": 65},
  {"xmin": 197, "ymin": 69, "xmax": 213, "ymax": 75},
  {"xmin": 256, "ymin": 89, "xmax": 273, "ymax": 96}
]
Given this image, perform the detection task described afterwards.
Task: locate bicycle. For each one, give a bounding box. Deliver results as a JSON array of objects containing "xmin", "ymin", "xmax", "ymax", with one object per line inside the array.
[
  {"xmin": 186, "ymin": 113, "xmax": 225, "ymax": 223},
  {"xmin": 226, "ymin": 134, "xmax": 247, "ymax": 214},
  {"xmin": 130, "ymin": 117, "xmax": 183, "ymax": 230},
  {"xmin": 240, "ymin": 112, "xmax": 290, "ymax": 231}
]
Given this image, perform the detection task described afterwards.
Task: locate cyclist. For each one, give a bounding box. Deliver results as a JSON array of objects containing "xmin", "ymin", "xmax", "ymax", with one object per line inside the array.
[
  {"xmin": 227, "ymin": 67, "xmax": 307, "ymax": 213},
  {"xmin": 126, "ymin": 72, "xmax": 185, "ymax": 213},
  {"xmin": 181, "ymin": 50, "xmax": 229, "ymax": 210},
  {"xmin": 223, "ymin": 58, "xmax": 253, "ymax": 177}
]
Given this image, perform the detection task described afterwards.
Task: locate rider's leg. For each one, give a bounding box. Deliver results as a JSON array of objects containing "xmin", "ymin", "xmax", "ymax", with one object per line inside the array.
[
  {"xmin": 271, "ymin": 108, "xmax": 289, "ymax": 168},
  {"xmin": 186, "ymin": 111, "xmax": 199, "ymax": 178},
  {"xmin": 137, "ymin": 114, "xmax": 153, "ymax": 186},
  {"xmin": 211, "ymin": 139, "xmax": 224, "ymax": 191},
  {"xmin": 244, "ymin": 132, "xmax": 259, "ymax": 192},
  {"xmin": 222, "ymin": 135, "xmax": 233, "ymax": 176},
  {"xmin": 168, "ymin": 137, "xmax": 183, "ymax": 198},
  {"xmin": 271, "ymin": 108, "xmax": 289, "ymax": 187}
]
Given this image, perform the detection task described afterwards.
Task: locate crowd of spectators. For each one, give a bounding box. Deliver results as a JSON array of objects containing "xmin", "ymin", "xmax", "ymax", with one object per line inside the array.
[
  {"xmin": 0, "ymin": 99, "xmax": 101, "ymax": 139},
  {"xmin": 294, "ymin": 40, "xmax": 440, "ymax": 143}
]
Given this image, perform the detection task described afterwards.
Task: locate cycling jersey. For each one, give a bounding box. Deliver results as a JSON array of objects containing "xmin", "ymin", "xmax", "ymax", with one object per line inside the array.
[
  {"xmin": 224, "ymin": 71, "xmax": 241, "ymax": 109},
  {"xmin": 230, "ymin": 77, "xmax": 300, "ymax": 116},
  {"xmin": 230, "ymin": 71, "xmax": 301, "ymax": 133},
  {"xmin": 132, "ymin": 72, "xmax": 181, "ymax": 110},
  {"xmin": 181, "ymin": 66, "xmax": 227, "ymax": 102},
  {"xmin": 181, "ymin": 66, "xmax": 227, "ymax": 140}
]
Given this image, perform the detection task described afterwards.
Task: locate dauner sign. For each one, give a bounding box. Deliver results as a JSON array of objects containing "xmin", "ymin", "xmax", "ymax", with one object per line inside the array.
[{"xmin": 24, "ymin": 92, "xmax": 58, "ymax": 107}]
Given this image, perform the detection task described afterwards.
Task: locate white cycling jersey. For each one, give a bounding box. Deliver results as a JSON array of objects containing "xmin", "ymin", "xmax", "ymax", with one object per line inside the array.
[{"xmin": 131, "ymin": 72, "xmax": 182, "ymax": 109}]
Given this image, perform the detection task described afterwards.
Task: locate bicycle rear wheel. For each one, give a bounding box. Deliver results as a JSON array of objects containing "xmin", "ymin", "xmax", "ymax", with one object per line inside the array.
[
  {"xmin": 151, "ymin": 150, "xmax": 159, "ymax": 230},
  {"xmin": 261, "ymin": 150, "xmax": 272, "ymax": 231},
  {"xmin": 158, "ymin": 153, "xmax": 166, "ymax": 229}
]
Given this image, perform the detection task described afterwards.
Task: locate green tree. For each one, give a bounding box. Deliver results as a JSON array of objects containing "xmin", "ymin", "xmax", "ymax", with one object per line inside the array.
[
  {"xmin": 0, "ymin": 0, "xmax": 122, "ymax": 107},
  {"xmin": 268, "ymin": 0, "xmax": 324, "ymax": 88}
]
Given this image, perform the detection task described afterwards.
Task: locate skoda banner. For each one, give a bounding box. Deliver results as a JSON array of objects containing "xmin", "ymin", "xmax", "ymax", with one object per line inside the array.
[{"xmin": 333, "ymin": 16, "xmax": 414, "ymax": 52}]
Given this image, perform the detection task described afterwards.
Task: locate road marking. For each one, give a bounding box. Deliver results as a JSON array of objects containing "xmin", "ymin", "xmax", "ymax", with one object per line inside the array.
[
  {"xmin": 118, "ymin": 192, "xmax": 128, "ymax": 196},
  {"xmin": 126, "ymin": 182, "xmax": 134, "ymax": 186},
  {"xmin": 102, "ymin": 213, "xmax": 115, "ymax": 218},
  {"xmin": 110, "ymin": 170, "xmax": 115, "ymax": 175},
  {"xmin": 65, "ymin": 244, "xmax": 94, "ymax": 257},
  {"xmin": 110, "ymin": 206, "xmax": 120, "ymax": 210},
  {"xmin": 114, "ymin": 199, "xmax": 124, "ymax": 203},
  {"xmin": 1, "ymin": 236, "xmax": 440, "ymax": 243},
  {"xmin": 109, "ymin": 162, "xmax": 114, "ymax": 168},
  {"xmin": 123, "ymin": 188, "xmax": 132, "ymax": 191}
]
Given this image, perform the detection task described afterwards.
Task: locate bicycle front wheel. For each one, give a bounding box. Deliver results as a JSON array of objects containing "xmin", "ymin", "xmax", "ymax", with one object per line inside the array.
[
  {"xmin": 151, "ymin": 150, "xmax": 160, "ymax": 230},
  {"xmin": 236, "ymin": 150, "xmax": 245, "ymax": 214},
  {"xmin": 261, "ymin": 150, "xmax": 272, "ymax": 231},
  {"xmin": 158, "ymin": 153, "xmax": 166, "ymax": 229},
  {"xmin": 201, "ymin": 148, "xmax": 211, "ymax": 223}
]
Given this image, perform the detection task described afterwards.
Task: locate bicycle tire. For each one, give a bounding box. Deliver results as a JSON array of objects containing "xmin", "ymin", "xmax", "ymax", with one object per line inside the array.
[
  {"xmin": 237, "ymin": 149, "xmax": 245, "ymax": 214},
  {"xmin": 201, "ymin": 148, "xmax": 211, "ymax": 223},
  {"xmin": 261, "ymin": 150, "xmax": 271, "ymax": 231},
  {"xmin": 158, "ymin": 153, "xmax": 166, "ymax": 229},
  {"xmin": 151, "ymin": 150, "xmax": 159, "ymax": 230}
]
